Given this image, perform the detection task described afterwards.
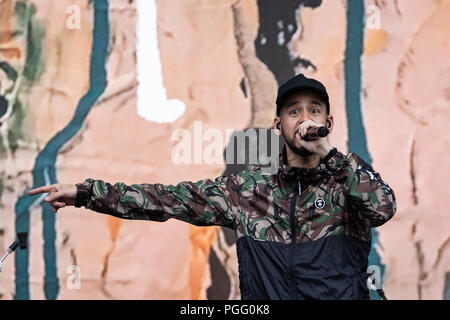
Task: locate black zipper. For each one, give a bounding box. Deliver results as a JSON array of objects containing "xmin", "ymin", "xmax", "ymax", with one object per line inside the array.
[{"xmin": 288, "ymin": 181, "xmax": 300, "ymax": 299}]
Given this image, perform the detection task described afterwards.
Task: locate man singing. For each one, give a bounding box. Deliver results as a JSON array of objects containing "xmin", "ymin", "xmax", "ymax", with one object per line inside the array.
[{"xmin": 29, "ymin": 74, "xmax": 397, "ymax": 300}]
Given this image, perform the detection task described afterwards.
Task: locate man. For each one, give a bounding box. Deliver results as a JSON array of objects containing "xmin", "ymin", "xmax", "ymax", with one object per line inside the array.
[{"xmin": 29, "ymin": 74, "xmax": 397, "ymax": 300}]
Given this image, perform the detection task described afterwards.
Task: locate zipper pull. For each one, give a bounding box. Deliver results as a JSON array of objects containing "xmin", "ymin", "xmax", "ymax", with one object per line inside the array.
[{"xmin": 298, "ymin": 180, "xmax": 302, "ymax": 195}]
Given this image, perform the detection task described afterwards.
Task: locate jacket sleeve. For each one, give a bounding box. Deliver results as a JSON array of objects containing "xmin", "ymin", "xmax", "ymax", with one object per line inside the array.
[
  {"xmin": 322, "ymin": 148, "xmax": 397, "ymax": 227},
  {"xmin": 74, "ymin": 174, "xmax": 240, "ymax": 229}
]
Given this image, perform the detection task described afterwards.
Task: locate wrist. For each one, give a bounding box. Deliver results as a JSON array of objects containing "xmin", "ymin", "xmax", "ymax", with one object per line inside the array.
[
  {"xmin": 318, "ymin": 145, "xmax": 334, "ymax": 159},
  {"xmin": 74, "ymin": 180, "xmax": 93, "ymax": 208},
  {"xmin": 322, "ymin": 148, "xmax": 348, "ymax": 175}
]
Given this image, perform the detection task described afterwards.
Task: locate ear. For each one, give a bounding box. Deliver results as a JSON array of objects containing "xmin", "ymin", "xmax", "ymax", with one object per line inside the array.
[
  {"xmin": 273, "ymin": 117, "xmax": 281, "ymax": 136},
  {"xmin": 326, "ymin": 115, "xmax": 334, "ymax": 133}
]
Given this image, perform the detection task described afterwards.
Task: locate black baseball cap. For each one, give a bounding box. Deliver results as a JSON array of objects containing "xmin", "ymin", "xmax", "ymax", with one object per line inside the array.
[{"xmin": 276, "ymin": 74, "xmax": 330, "ymax": 116}]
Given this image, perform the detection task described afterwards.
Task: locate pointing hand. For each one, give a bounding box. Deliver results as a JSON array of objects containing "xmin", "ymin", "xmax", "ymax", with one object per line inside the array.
[{"xmin": 28, "ymin": 183, "xmax": 77, "ymax": 212}]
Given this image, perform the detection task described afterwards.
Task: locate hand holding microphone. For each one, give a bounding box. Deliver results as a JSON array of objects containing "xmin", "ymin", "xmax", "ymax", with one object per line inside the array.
[
  {"xmin": 293, "ymin": 119, "xmax": 334, "ymax": 159},
  {"xmin": 302, "ymin": 125, "xmax": 329, "ymax": 141},
  {"xmin": 298, "ymin": 119, "xmax": 330, "ymax": 141}
]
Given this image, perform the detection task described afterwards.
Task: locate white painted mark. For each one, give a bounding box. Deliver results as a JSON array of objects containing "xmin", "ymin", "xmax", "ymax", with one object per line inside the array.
[{"xmin": 136, "ymin": 0, "xmax": 185, "ymax": 123}]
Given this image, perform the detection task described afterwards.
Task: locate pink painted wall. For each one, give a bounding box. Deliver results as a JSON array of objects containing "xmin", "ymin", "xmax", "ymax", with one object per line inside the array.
[{"xmin": 0, "ymin": 0, "xmax": 448, "ymax": 299}]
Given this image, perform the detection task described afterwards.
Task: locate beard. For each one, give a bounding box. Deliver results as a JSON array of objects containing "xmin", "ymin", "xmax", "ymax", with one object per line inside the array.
[{"xmin": 281, "ymin": 130, "xmax": 314, "ymax": 157}]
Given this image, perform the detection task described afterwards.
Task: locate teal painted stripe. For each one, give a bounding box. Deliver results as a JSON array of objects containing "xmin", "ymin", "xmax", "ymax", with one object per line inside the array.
[
  {"xmin": 345, "ymin": 0, "xmax": 385, "ymax": 300},
  {"xmin": 15, "ymin": 0, "xmax": 110, "ymax": 299}
]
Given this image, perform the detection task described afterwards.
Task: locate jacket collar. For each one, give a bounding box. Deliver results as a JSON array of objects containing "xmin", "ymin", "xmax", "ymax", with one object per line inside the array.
[{"xmin": 277, "ymin": 145, "xmax": 330, "ymax": 182}]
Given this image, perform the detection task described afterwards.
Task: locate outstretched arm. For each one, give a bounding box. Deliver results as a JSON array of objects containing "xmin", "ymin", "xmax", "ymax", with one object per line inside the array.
[{"xmin": 28, "ymin": 175, "xmax": 240, "ymax": 229}]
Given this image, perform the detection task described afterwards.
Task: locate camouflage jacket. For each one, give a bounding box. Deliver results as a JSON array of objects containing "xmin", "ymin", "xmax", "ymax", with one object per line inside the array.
[{"xmin": 75, "ymin": 146, "xmax": 396, "ymax": 300}]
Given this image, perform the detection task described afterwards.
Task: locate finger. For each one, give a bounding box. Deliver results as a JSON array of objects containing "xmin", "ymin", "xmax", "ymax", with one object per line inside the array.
[
  {"xmin": 301, "ymin": 120, "xmax": 319, "ymax": 131},
  {"xmin": 45, "ymin": 192, "xmax": 63, "ymax": 202},
  {"xmin": 28, "ymin": 184, "xmax": 58, "ymax": 196},
  {"xmin": 51, "ymin": 201, "xmax": 66, "ymax": 208},
  {"xmin": 51, "ymin": 204, "xmax": 66, "ymax": 213},
  {"xmin": 299, "ymin": 123, "xmax": 309, "ymax": 137},
  {"xmin": 298, "ymin": 138, "xmax": 309, "ymax": 149},
  {"xmin": 302, "ymin": 123, "xmax": 321, "ymax": 138},
  {"xmin": 300, "ymin": 126, "xmax": 307, "ymax": 138},
  {"xmin": 304, "ymin": 119, "xmax": 319, "ymax": 127}
]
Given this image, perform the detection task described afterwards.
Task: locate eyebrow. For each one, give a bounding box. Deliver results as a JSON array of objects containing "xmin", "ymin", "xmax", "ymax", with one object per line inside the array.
[
  {"xmin": 286, "ymin": 99, "xmax": 324, "ymax": 108},
  {"xmin": 310, "ymin": 100, "xmax": 323, "ymax": 106}
]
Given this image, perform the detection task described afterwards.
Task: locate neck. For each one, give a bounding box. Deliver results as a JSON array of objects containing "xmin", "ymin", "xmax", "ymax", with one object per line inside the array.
[{"xmin": 285, "ymin": 144, "xmax": 321, "ymax": 169}]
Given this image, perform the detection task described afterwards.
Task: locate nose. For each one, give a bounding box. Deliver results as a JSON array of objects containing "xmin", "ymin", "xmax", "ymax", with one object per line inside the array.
[{"xmin": 297, "ymin": 108, "xmax": 310, "ymax": 126}]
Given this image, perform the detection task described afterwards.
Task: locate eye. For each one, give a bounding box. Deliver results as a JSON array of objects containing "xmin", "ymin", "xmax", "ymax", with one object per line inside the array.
[
  {"xmin": 289, "ymin": 109, "xmax": 299, "ymax": 115},
  {"xmin": 311, "ymin": 108, "xmax": 320, "ymax": 114}
]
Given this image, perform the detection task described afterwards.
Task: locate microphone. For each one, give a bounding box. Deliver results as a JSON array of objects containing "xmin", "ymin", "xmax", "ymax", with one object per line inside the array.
[
  {"xmin": 0, "ymin": 240, "xmax": 19, "ymax": 272},
  {"xmin": 0, "ymin": 233, "xmax": 28, "ymax": 272},
  {"xmin": 367, "ymin": 272, "xmax": 388, "ymax": 300},
  {"xmin": 303, "ymin": 126, "xmax": 329, "ymax": 141}
]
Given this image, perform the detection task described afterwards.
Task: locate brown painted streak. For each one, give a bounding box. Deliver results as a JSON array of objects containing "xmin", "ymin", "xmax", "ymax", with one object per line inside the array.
[
  {"xmin": 409, "ymin": 138, "xmax": 418, "ymax": 205},
  {"xmin": 411, "ymin": 222, "xmax": 416, "ymax": 236},
  {"xmin": 374, "ymin": 0, "xmax": 400, "ymax": 16},
  {"xmin": 394, "ymin": 0, "xmax": 402, "ymax": 16},
  {"xmin": 96, "ymin": 82, "xmax": 138, "ymax": 107},
  {"xmin": 213, "ymin": 228, "xmax": 240, "ymax": 299},
  {"xmin": 100, "ymin": 216, "xmax": 122, "ymax": 299},
  {"xmin": 374, "ymin": 0, "xmax": 385, "ymax": 9},
  {"xmin": 0, "ymin": 0, "xmax": 14, "ymax": 44},
  {"xmin": 108, "ymin": 216, "xmax": 122, "ymax": 242},
  {"xmin": 0, "ymin": 32, "xmax": 14, "ymax": 43},
  {"xmin": 0, "ymin": 48, "xmax": 21, "ymax": 59},
  {"xmin": 414, "ymin": 239, "xmax": 426, "ymax": 300},
  {"xmin": 432, "ymin": 236, "xmax": 450, "ymax": 270},
  {"xmin": 230, "ymin": 0, "xmax": 274, "ymax": 128},
  {"xmin": 231, "ymin": 1, "xmax": 253, "ymax": 127},
  {"xmin": 62, "ymin": 231, "xmax": 70, "ymax": 246},
  {"xmin": 396, "ymin": 88, "xmax": 429, "ymax": 126},
  {"xmin": 70, "ymin": 248, "xmax": 78, "ymax": 266},
  {"xmin": 189, "ymin": 226, "xmax": 218, "ymax": 299},
  {"xmin": 100, "ymin": 242, "xmax": 115, "ymax": 299},
  {"xmin": 395, "ymin": 3, "xmax": 442, "ymax": 127}
]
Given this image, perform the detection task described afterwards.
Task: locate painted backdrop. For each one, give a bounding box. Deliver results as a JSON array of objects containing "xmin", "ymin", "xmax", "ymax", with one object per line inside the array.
[{"xmin": 0, "ymin": 0, "xmax": 449, "ymax": 300}]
